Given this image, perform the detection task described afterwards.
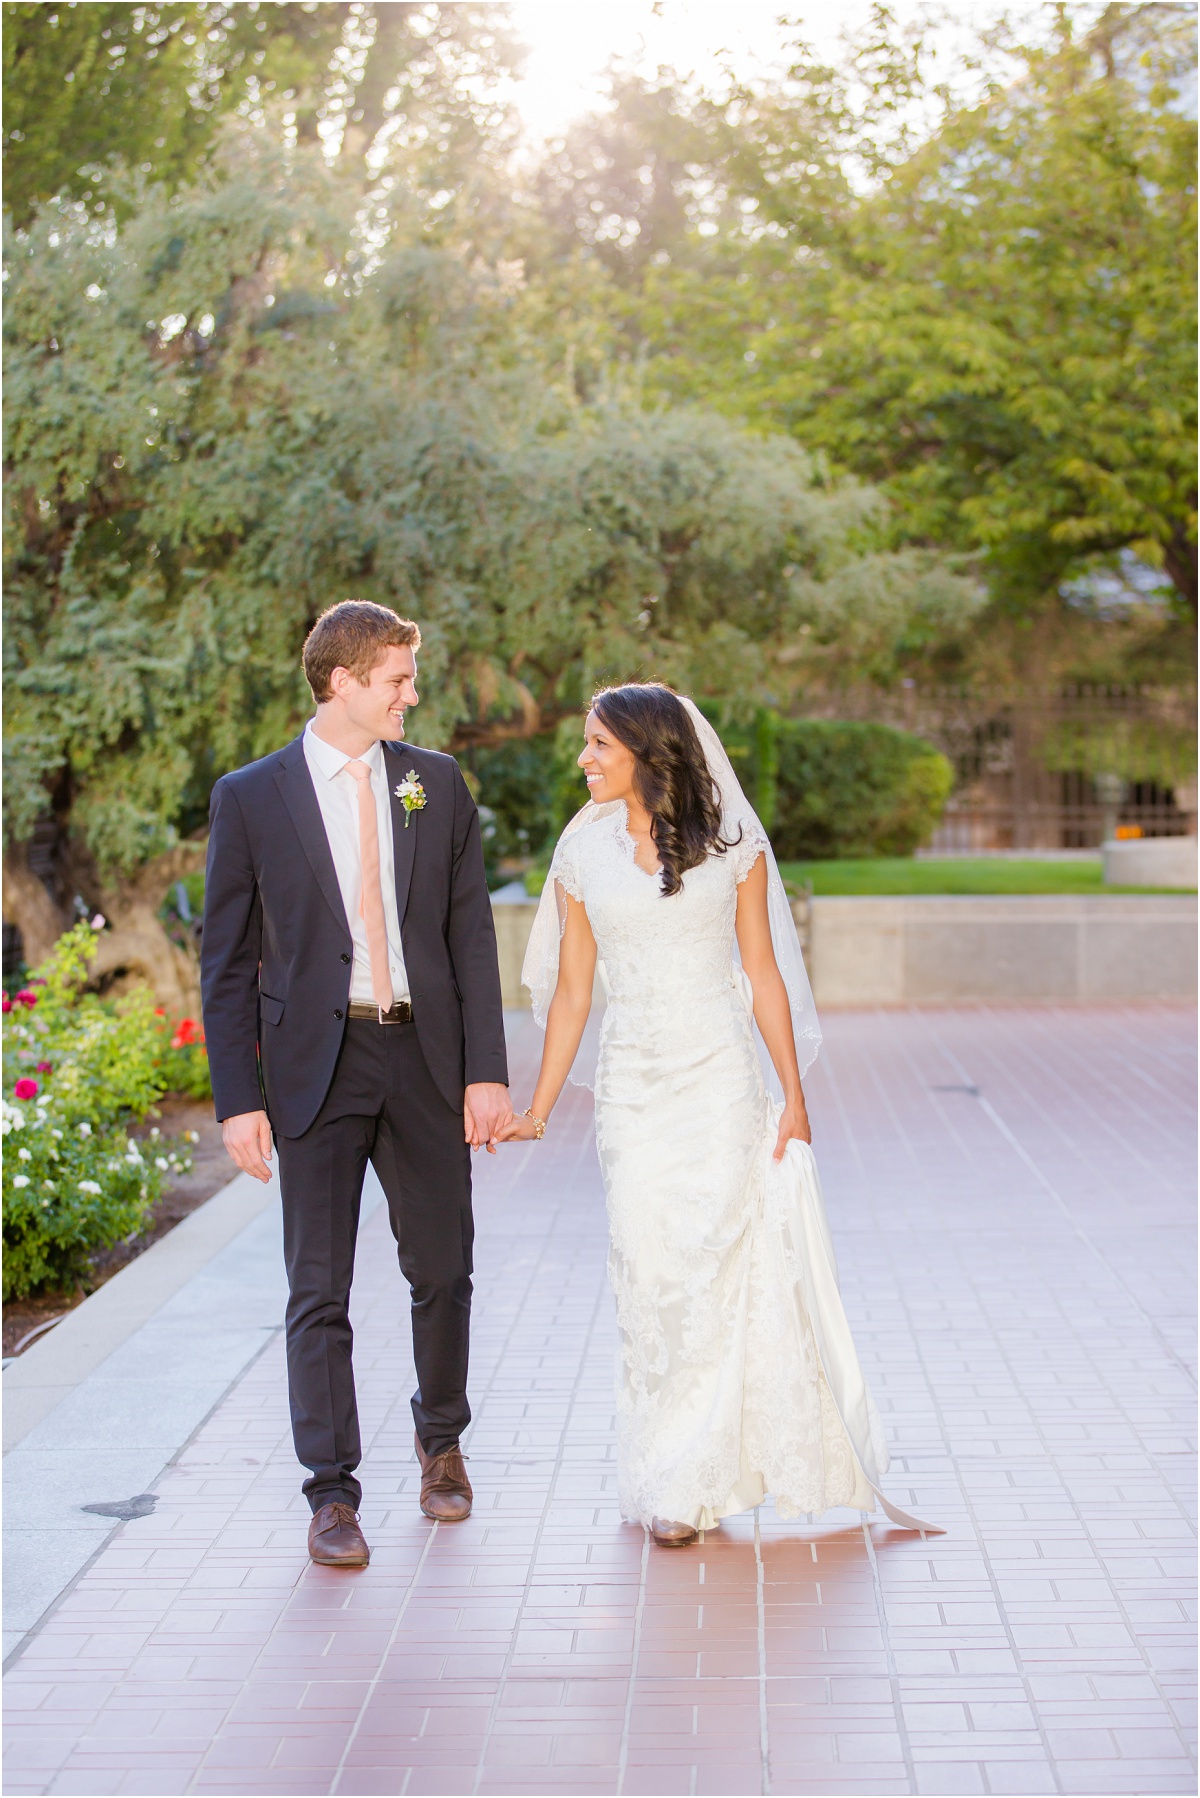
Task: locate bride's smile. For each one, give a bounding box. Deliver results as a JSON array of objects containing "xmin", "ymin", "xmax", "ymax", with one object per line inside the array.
[{"xmin": 578, "ymin": 710, "xmax": 637, "ymax": 804}]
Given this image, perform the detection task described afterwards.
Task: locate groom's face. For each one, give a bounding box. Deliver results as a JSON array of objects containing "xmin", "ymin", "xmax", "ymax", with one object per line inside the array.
[{"xmin": 340, "ymin": 645, "xmax": 419, "ymax": 741}]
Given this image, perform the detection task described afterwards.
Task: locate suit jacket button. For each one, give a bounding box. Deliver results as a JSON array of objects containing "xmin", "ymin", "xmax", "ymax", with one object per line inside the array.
[
  {"xmin": 340, "ymin": 953, "xmax": 351, "ymax": 963},
  {"xmin": 333, "ymin": 1009, "xmax": 344, "ymax": 1020}
]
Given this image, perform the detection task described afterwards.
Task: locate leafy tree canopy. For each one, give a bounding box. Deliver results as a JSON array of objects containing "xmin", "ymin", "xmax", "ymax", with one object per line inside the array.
[
  {"xmin": 2, "ymin": 1, "xmax": 523, "ymax": 228},
  {"xmin": 3, "ymin": 139, "xmax": 976, "ymax": 929},
  {"xmin": 522, "ymin": 4, "xmax": 1197, "ymax": 618},
  {"xmin": 3, "ymin": 0, "xmax": 1193, "ymax": 986}
]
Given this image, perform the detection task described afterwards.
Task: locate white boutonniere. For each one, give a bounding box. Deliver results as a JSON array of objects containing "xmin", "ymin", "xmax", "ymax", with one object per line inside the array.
[{"xmin": 394, "ymin": 771, "xmax": 427, "ymax": 827}]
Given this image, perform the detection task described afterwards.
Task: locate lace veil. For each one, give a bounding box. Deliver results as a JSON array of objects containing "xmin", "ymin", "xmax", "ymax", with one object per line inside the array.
[{"xmin": 521, "ymin": 694, "xmax": 822, "ymax": 1091}]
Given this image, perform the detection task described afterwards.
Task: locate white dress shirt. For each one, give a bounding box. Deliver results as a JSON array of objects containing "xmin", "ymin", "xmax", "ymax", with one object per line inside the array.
[{"xmin": 302, "ymin": 721, "xmax": 410, "ymax": 1005}]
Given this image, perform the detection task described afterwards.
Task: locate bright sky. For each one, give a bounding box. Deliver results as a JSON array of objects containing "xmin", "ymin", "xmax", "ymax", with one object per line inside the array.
[{"xmin": 503, "ymin": 1, "xmax": 1014, "ymax": 143}]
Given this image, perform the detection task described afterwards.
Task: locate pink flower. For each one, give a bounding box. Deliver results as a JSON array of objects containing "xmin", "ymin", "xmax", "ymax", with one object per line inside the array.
[
  {"xmin": 14, "ymin": 1078, "xmax": 39, "ymax": 1101},
  {"xmin": 1, "ymin": 996, "xmax": 10, "ymax": 1014},
  {"xmin": 91, "ymin": 913, "xmax": 106, "ymax": 930},
  {"xmin": 15, "ymin": 989, "xmax": 37, "ymax": 1008},
  {"xmin": 35, "ymin": 1061, "xmax": 53, "ymax": 1074}
]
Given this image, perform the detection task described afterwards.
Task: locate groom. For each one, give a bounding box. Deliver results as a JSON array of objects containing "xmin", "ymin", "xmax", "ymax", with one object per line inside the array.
[{"xmin": 201, "ymin": 601, "xmax": 511, "ymax": 1567}]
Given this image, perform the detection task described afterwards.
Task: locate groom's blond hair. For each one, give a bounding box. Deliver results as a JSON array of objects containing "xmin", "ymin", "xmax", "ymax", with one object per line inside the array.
[{"xmin": 303, "ymin": 601, "xmax": 421, "ymax": 703}]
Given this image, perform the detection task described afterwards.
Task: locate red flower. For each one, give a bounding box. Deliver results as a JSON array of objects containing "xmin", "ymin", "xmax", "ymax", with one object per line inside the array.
[
  {"xmin": 35, "ymin": 1061, "xmax": 53, "ymax": 1074},
  {"xmin": 14, "ymin": 1078, "xmax": 39, "ymax": 1101},
  {"xmin": 1, "ymin": 996, "xmax": 10, "ymax": 1014},
  {"xmin": 15, "ymin": 989, "xmax": 37, "ymax": 1008},
  {"xmin": 170, "ymin": 1017, "xmax": 203, "ymax": 1049},
  {"xmin": 154, "ymin": 1006, "xmax": 167, "ymax": 1018}
]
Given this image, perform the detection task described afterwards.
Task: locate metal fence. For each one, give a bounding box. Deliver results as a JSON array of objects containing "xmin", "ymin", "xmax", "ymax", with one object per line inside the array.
[{"xmin": 813, "ymin": 684, "xmax": 1198, "ymax": 852}]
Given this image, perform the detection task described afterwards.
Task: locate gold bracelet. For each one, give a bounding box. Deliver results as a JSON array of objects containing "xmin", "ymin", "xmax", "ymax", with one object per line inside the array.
[{"xmin": 522, "ymin": 1108, "xmax": 546, "ymax": 1140}]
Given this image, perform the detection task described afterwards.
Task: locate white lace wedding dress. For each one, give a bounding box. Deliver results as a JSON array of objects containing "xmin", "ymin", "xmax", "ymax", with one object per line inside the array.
[{"xmin": 548, "ymin": 801, "xmax": 931, "ymax": 1533}]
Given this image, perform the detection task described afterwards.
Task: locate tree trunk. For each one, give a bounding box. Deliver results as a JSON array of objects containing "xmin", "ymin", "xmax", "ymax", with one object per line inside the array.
[
  {"xmin": 2, "ymin": 843, "xmax": 70, "ymax": 967},
  {"xmin": 4, "ymin": 837, "xmax": 208, "ymax": 1016},
  {"xmin": 90, "ymin": 842, "xmax": 208, "ymax": 1018},
  {"xmin": 1163, "ymin": 521, "xmax": 1197, "ymax": 616},
  {"xmin": 338, "ymin": 2, "xmax": 418, "ymax": 168}
]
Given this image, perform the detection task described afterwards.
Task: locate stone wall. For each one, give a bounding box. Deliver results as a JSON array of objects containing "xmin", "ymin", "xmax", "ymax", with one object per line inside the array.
[
  {"xmin": 807, "ymin": 895, "xmax": 1196, "ymax": 1004},
  {"xmin": 1102, "ymin": 837, "xmax": 1198, "ymax": 889}
]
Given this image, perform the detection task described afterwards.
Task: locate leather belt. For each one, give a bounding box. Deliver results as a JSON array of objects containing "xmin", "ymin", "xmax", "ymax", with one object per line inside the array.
[{"xmin": 347, "ymin": 1000, "xmax": 413, "ymax": 1024}]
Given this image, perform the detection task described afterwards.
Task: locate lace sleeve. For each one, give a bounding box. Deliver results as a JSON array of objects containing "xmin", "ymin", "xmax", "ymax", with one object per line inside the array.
[
  {"xmin": 729, "ymin": 817, "xmax": 771, "ymax": 884},
  {"xmin": 548, "ymin": 834, "xmax": 585, "ymax": 906}
]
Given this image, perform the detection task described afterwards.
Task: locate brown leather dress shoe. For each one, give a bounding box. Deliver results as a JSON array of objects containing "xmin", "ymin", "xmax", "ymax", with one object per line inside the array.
[
  {"xmin": 307, "ymin": 1502, "xmax": 370, "ymax": 1567},
  {"xmin": 651, "ymin": 1516, "xmax": 700, "ymax": 1547},
  {"xmin": 415, "ymin": 1432, "xmax": 473, "ymax": 1521}
]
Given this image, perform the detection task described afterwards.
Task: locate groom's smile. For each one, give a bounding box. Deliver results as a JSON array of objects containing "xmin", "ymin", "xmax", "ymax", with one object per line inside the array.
[{"xmin": 313, "ymin": 644, "xmax": 420, "ymax": 755}]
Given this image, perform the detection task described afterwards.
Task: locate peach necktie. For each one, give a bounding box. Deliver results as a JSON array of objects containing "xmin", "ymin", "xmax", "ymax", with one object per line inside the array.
[{"xmin": 344, "ymin": 760, "xmax": 394, "ymax": 1014}]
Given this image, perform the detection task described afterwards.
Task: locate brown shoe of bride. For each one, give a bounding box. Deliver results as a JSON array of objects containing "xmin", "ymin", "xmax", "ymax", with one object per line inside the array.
[{"xmin": 650, "ymin": 1516, "xmax": 700, "ymax": 1547}]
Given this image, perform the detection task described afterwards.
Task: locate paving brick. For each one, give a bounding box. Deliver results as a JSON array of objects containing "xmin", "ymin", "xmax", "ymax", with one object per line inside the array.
[{"xmin": 4, "ymin": 1005, "xmax": 1195, "ymax": 1795}]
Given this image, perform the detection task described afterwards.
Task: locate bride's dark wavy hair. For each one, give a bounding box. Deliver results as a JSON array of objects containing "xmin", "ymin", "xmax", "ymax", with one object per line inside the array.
[{"xmin": 590, "ymin": 682, "xmax": 737, "ymax": 897}]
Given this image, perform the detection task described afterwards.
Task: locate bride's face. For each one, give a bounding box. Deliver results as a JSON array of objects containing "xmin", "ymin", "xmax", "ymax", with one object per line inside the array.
[{"xmin": 579, "ymin": 710, "xmax": 637, "ymax": 805}]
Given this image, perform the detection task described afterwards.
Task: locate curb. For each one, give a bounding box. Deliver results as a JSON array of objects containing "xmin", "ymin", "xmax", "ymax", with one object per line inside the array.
[{"xmin": 3, "ymin": 1168, "xmax": 278, "ymax": 1452}]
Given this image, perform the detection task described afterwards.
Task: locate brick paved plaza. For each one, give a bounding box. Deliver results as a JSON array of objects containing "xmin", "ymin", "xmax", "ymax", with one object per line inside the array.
[{"xmin": 3, "ymin": 1004, "xmax": 1195, "ymax": 1798}]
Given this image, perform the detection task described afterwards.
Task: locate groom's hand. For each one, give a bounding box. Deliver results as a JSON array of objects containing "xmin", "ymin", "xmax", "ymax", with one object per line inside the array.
[
  {"xmin": 464, "ymin": 1082, "xmax": 513, "ymax": 1154},
  {"xmin": 222, "ymin": 1109, "xmax": 274, "ymax": 1184}
]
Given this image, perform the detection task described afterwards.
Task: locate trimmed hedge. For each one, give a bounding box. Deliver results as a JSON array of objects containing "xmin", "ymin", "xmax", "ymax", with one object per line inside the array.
[{"xmin": 771, "ymin": 720, "xmax": 954, "ymax": 860}]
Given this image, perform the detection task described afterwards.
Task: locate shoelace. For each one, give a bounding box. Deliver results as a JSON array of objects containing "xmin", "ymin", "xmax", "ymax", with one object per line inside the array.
[
  {"xmin": 323, "ymin": 1502, "xmax": 360, "ymax": 1529},
  {"xmin": 423, "ymin": 1451, "xmax": 470, "ymax": 1490}
]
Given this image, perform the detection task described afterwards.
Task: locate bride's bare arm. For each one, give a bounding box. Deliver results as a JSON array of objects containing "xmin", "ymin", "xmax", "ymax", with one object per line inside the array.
[
  {"xmin": 496, "ymin": 887, "xmax": 597, "ymax": 1142},
  {"xmin": 734, "ymin": 853, "xmax": 812, "ymax": 1158}
]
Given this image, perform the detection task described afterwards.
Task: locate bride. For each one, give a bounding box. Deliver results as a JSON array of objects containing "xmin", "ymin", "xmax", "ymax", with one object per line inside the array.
[{"xmin": 496, "ymin": 684, "xmax": 937, "ymax": 1547}]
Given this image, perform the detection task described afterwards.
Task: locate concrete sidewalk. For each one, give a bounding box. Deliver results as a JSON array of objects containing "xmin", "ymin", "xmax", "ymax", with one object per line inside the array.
[
  {"xmin": 3, "ymin": 1005, "xmax": 1195, "ymax": 1797},
  {"xmin": 4, "ymin": 1156, "xmax": 389, "ymax": 1665}
]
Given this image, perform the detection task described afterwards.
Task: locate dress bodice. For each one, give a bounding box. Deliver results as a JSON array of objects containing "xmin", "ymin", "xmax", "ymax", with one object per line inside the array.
[{"xmin": 548, "ymin": 802, "xmax": 768, "ymax": 1014}]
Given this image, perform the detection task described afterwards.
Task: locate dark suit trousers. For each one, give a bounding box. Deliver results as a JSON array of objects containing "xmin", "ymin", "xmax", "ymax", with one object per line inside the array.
[{"xmin": 275, "ymin": 1018, "xmax": 473, "ymax": 1512}]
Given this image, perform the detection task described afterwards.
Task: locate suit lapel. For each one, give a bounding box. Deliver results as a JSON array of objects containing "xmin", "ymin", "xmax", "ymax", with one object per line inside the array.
[
  {"xmin": 273, "ymin": 736, "xmax": 351, "ymax": 937},
  {"xmin": 384, "ymin": 741, "xmax": 418, "ymax": 929}
]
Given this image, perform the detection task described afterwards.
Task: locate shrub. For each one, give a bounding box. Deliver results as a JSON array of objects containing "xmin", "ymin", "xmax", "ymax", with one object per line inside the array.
[
  {"xmin": 468, "ymin": 725, "xmax": 594, "ymax": 886},
  {"xmin": 771, "ymin": 720, "xmax": 954, "ymax": 859},
  {"xmin": 2, "ymin": 922, "xmax": 194, "ymax": 1299},
  {"xmin": 156, "ymin": 1014, "xmax": 213, "ymax": 1102}
]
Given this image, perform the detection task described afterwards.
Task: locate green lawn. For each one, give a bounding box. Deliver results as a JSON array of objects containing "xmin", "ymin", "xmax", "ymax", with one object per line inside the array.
[{"xmin": 777, "ymin": 856, "xmax": 1194, "ymax": 896}]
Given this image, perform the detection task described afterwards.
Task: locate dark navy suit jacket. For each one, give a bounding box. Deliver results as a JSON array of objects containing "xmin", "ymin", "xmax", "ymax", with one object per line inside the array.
[{"xmin": 200, "ymin": 734, "xmax": 508, "ymax": 1138}]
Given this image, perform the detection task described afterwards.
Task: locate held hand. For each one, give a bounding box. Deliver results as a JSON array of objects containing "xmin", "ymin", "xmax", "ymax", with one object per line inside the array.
[
  {"xmin": 493, "ymin": 1111, "xmax": 542, "ymax": 1145},
  {"xmin": 222, "ymin": 1109, "xmax": 274, "ymax": 1184},
  {"xmin": 772, "ymin": 1096, "xmax": 812, "ymax": 1163},
  {"xmin": 464, "ymin": 1082, "xmax": 514, "ymax": 1154}
]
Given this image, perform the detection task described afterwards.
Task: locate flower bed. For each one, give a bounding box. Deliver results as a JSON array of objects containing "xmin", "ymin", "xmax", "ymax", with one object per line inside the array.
[{"xmin": 2, "ymin": 921, "xmax": 199, "ymax": 1300}]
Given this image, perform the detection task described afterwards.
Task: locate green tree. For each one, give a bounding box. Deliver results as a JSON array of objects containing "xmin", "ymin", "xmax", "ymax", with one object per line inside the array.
[
  {"xmin": 744, "ymin": 11, "xmax": 1198, "ymax": 613},
  {"xmin": 3, "ymin": 2, "xmax": 522, "ymax": 228},
  {"xmin": 3, "ymin": 140, "xmax": 977, "ymax": 986},
  {"xmin": 531, "ymin": 8, "xmax": 1196, "ymax": 622}
]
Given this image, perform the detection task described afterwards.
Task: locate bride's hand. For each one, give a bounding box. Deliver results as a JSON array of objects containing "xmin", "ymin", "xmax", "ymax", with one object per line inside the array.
[
  {"xmin": 493, "ymin": 1112, "xmax": 543, "ymax": 1144},
  {"xmin": 773, "ymin": 1097, "xmax": 812, "ymax": 1161}
]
